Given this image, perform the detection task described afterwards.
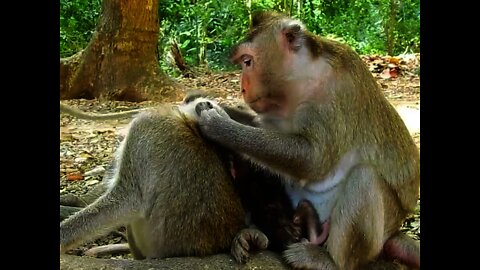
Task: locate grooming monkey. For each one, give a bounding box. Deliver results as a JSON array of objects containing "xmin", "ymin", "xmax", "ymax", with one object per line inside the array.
[
  {"xmin": 60, "ymin": 95, "xmax": 247, "ymax": 259},
  {"xmin": 196, "ymin": 11, "xmax": 420, "ymax": 270}
]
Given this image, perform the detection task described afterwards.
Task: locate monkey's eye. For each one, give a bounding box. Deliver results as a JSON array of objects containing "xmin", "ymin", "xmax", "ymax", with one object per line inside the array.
[{"xmin": 241, "ymin": 55, "xmax": 252, "ymax": 68}]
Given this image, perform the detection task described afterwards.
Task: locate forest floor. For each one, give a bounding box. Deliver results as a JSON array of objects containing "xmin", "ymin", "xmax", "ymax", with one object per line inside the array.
[{"xmin": 60, "ymin": 53, "xmax": 420, "ymax": 259}]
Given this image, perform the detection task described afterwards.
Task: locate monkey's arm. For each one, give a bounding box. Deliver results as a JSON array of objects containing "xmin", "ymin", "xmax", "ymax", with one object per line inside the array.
[{"xmin": 198, "ymin": 109, "xmax": 315, "ymax": 179}]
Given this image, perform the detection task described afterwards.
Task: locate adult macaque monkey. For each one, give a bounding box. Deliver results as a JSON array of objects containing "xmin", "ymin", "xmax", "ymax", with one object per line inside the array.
[
  {"xmin": 60, "ymin": 94, "xmax": 248, "ymax": 259},
  {"xmin": 197, "ymin": 11, "xmax": 420, "ymax": 270}
]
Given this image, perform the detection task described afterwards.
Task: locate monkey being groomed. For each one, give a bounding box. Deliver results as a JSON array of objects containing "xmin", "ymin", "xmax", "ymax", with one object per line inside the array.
[
  {"xmin": 196, "ymin": 11, "xmax": 420, "ymax": 270},
  {"xmin": 60, "ymin": 92, "xmax": 326, "ymax": 261},
  {"xmin": 60, "ymin": 95, "xmax": 247, "ymax": 259}
]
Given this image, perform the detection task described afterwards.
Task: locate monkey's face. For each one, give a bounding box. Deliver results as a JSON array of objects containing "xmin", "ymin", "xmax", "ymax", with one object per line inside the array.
[{"xmin": 230, "ymin": 13, "xmax": 311, "ymax": 114}]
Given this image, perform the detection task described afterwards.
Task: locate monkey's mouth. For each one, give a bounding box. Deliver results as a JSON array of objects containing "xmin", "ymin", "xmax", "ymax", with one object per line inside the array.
[
  {"xmin": 245, "ymin": 96, "xmax": 262, "ymax": 105},
  {"xmin": 246, "ymin": 96, "xmax": 278, "ymax": 114}
]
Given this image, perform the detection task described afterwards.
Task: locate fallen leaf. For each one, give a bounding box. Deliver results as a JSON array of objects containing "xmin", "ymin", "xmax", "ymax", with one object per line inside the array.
[
  {"xmin": 389, "ymin": 57, "xmax": 401, "ymax": 65},
  {"xmin": 86, "ymin": 179, "xmax": 100, "ymax": 186},
  {"xmin": 85, "ymin": 166, "xmax": 106, "ymax": 176},
  {"xmin": 80, "ymin": 152, "xmax": 94, "ymax": 159},
  {"xmin": 380, "ymin": 68, "xmax": 391, "ymax": 79},
  {"xmin": 67, "ymin": 173, "xmax": 84, "ymax": 181},
  {"xmin": 389, "ymin": 68, "xmax": 398, "ymax": 78}
]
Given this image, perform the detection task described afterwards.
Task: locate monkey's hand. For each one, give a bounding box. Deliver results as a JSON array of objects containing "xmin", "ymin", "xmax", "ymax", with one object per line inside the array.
[
  {"xmin": 231, "ymin": 228, "xmax": 269, "ymax": 264},
  {"xmin": 197, "ymin": 106, "xmax": 233, "ymax": 141},
  {"xmin": 283, "ymin": 241, "xmax": 335, "ymax": 269},
  {"xmin": 197, "ymin": 101, "xmax": 314, "ymax": 178}
]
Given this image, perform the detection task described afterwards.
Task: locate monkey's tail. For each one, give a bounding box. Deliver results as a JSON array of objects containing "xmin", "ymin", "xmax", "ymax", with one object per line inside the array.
[{"xmin": 60, "ymin": 102, "xmax": 145, "ymax": 120}]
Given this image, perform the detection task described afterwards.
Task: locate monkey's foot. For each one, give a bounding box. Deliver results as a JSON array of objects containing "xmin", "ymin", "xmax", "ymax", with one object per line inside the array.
[
  {"xmin": 231, "ymin": 228, "xmax": 269, "ymax": 264},
  {"xmin": 283, "ymin": 242, "xmax": 335, "ymax": 270}
]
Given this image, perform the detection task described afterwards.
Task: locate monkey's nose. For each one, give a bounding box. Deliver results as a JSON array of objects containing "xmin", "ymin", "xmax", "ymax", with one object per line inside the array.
[
  {"xmin": 241, "ymin": 89, "xmax": 246, "ymax": 94},
  {"xmin": 195, "ymin": 101, "xmax": 213, "ymax": 116}
]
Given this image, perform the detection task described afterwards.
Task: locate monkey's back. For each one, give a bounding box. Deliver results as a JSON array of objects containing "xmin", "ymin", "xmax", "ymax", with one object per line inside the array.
[{"xmin": 119, "ymin": 108, "xmax": 245, "ymax": 259}]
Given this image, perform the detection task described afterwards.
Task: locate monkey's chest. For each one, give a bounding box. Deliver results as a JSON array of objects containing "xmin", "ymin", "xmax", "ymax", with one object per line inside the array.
[{"xmin": 285, "ymin": 181, "xmax": 339, "ymax": 224}]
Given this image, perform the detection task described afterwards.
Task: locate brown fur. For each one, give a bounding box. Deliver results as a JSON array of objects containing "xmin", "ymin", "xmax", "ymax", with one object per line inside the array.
[
  {"xmin": 60, "ymin": 99, "xmax": 246, "ymax": 259},
  {"xmin": 198, "ymin": 11, "xmax": 420, "ymax": 270}
]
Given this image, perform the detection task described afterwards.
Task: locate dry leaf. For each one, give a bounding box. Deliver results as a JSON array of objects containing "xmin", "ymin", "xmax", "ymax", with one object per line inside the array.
[
  {"xmin": 380, "ymin": 68, "xmax": 391, "ymax": 79},
  {"xmin": 389, "ymin": 68, "xmax": 398, "ymax": 78},
  {"xmin": 79, "ymin": 152, "xmax": 94, "ymax": 159},
  {"xmin": 67, "ymin": 173, "xmax": 84, "ymax": 181},
  {"xmin": 389, "ymin": 57, "xmax": 401, "ymax": 65}
]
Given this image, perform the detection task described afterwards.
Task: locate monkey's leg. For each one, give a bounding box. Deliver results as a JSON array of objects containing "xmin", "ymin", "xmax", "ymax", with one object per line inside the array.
[
  {"xmin": 60, "ymin": 205, "xmax": 82, "ymax": 221},
  {"xmin": 284, "ymin": 165, "xmax": 392, "ymax": 270},
  {"xmin": 231, "ymin": 228, "xmax": 269, "ymax": 264},
  {"xmin": 60, "ymin": 188, "xmax": 139, "ymax": 252},
  {"xmin": 126, "ymin": 224, "xmax": 145, "ymax": 260},
  {"xmin": 326, "ymin": 165, "xmax": 387, "ymax": 270}
]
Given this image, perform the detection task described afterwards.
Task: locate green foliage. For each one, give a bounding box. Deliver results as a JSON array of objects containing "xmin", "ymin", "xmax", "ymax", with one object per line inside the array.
[
  {"xmin": 299, "ymin": 0, "xmax": 419, "ymax": 55},
  {"xmin": 158, "ymin": 0, "xmax": 249, "ymax": 74},
  {"xmin": 60, "ymin": 0, "xmax": 101, "ymax": 57},
  {"xmin": 59, "ymin": 0, "xmax": 419, "ymax": 72}
]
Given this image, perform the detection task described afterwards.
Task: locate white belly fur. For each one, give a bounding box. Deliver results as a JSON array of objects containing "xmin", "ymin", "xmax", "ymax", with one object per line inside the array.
[{"xmin": 285, "ymin": 150, "xmax": 359, "ymax": 223}]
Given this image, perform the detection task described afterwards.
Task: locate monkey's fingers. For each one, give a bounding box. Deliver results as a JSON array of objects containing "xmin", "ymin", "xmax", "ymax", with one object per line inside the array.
[
  {"xmin": 231, "ymin": 228, "xmax": 269, "ymax": 264},
  {"xmin": 231, "ymin": 238, "xmax": 250, "ymax": 264},
  {"xmin": 284, "ymin": 222, "xmax": 302, "ymax": 244},
  {"xmin": 283, "ymin": 242, "xmax": 335, "ymax": 270}
]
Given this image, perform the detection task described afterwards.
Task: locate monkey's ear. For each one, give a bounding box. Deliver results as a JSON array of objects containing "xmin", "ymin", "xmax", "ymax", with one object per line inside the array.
[{"xmin": 281, "ymin": 23, "xmax": 303, "ymax": 52}]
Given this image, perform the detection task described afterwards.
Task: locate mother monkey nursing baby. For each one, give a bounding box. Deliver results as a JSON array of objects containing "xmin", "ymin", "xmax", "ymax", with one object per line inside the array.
[{"xmin": 198, "ymin": 11, "xmax": 420, "ymax": 270}]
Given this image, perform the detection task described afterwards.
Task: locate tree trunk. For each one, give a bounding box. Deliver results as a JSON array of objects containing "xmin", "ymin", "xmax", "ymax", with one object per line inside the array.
[
  {"xmin": 60, "ymin": 0, "xmax": 180, "ymax": 102},
  {"xmin": 385, "ymin": 0, "xmax": 398, "ymax": 56}
]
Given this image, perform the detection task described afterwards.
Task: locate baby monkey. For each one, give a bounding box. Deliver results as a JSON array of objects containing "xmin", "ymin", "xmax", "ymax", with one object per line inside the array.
[
  {"xmin": 60, "ymin": 94, "xmax": 246, "ymax": 259},
  {"xmin": 292, "ymin": 199, "xmax": 328, "ymax": 246}
]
